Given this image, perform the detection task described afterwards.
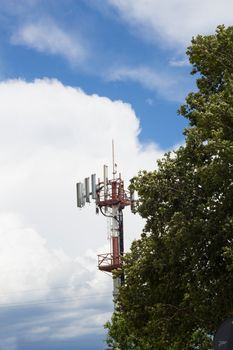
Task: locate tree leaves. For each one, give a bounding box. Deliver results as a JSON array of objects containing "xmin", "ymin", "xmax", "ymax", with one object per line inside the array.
[{"xmin": 106, "ymin": 25, "xmax": 233, "ymax": 350}]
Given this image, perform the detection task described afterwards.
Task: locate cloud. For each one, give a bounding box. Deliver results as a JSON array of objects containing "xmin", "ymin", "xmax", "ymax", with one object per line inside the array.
[
  {"xmin": 107, "ymin": 66, "xmax": 170, "ymax": 90},
  {"xmin": 106, "ymin": 65, "xmax": 190, "ymax": 101},
  {"xmin": 11, "ymin": 19, "xmax": 88, "ymax": 65},
  {"xmin": 106, "ymin": 0, "xmax": 233, "ymax": 48},
  {"xmin": 0, "ymin": 337, "xmax": 17, "ymax": 350},
  {"xmin": 0, "ymin": 0, "xmax": 39, "ymax": 16},
  {"xmin": 0, "ymin": 78, "xmax": 166, "ymax": 347},
  {"xmin": 0, "ymin": 211, "xmax": 112, "ymax": 348},
  {"xmin": 0, "ymin": 78, "xmax": 163, "ymax": 255},
  {"xmin": 169, "ymin": 58, "xmax": 189, "ymax": 67},
  {"xmin": 2, "ymin": 1, "xmax": 193, "ymax": 102}
]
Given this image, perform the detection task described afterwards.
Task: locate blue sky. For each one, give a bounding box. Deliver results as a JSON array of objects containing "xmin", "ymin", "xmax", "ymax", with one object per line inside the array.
[
  {"xmin": 1, "ymin": 1, "xmax": 233, "ymax": 349},
  {"xmin": 0, "ymin": 0, "xmax": 194, "ymax": 148}
]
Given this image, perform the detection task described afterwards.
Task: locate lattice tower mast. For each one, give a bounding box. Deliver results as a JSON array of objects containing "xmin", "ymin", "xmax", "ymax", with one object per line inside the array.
[{"xmin": 76, "ymin": 142, "xmax": 135, "ymax": 303}]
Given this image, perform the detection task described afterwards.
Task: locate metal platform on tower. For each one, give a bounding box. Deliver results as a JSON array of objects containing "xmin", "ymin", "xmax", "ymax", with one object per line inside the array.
[{"xmin": 98, "ymin": 253, "xmax": 121, "ymax": 272}]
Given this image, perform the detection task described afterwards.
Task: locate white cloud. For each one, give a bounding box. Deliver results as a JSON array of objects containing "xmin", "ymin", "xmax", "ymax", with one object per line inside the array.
[
  {"xmin": 0, "ymin": 78, "xmax": 164, "ymax": 256},
  {"xmin": 106, "ymin": 65, "xmax": 189, "ymax": 101},
  {"xmin": 169, "ymin": 58, "xmax": 189, "ymax": 67},
  {"xmin": 11, "ymin": 19, "xmax": 87, "ymax": 64},
  {"xmin": 107, "ymin": 66, "xmax": 170, "ymax": 90},
  {"xmin": 106, "ymin": 0, "xmax": 233, "ymax": 48},
  {"xmin": 0, "ymin": 211, "xmax": 112, "ymax": 345},
  {"xmin": 0, "ymin": 78, "xmax": 166, "ymax": 346}
]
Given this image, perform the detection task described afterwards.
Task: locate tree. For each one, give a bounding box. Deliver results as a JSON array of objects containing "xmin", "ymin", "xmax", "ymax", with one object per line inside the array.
[{"xmin": 106, "ymin": 25, "xmax": 233, "ymax": 350}]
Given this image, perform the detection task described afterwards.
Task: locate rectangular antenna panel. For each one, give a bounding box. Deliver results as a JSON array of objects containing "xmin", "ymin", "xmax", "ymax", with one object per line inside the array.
[
  {"xmin": 76, "ymin": 182, "xmax": 83, "ymax": 208},
  {"xmin": 81, "ymin": 183, "xmax": 85, "ymax": 207},
  {"xmin": 85, "ymin": 177, "xmax": 90, "ymax": 203},
  {"xmin": 91, "ymin": 174, "xmax": 96, "ymax": 199}
]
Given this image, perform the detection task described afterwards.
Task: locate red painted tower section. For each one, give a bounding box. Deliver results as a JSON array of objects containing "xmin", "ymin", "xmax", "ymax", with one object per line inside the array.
[{"xmin": 96, "ymin": 176, "xmax": 131, "ymax": 274}]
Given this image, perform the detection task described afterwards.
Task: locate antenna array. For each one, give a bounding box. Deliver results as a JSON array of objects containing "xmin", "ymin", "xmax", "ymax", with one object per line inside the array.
[{"xmin": 76, "ymin": 158, "xmax": 136, "ymax": 304}]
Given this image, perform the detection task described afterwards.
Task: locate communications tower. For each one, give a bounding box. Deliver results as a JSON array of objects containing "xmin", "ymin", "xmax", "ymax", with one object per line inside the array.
[{"xmin": 76, "ymin": 143, "xmax": 135, "ymax": 301}]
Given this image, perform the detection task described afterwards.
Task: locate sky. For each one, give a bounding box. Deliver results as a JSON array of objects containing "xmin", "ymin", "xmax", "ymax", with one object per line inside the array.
[{"xmin": 0, "ymin": 1, "xmax": 233, "ymax": 349}]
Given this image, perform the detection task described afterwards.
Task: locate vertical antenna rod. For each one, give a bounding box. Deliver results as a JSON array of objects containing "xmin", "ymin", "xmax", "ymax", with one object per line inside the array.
[{"xmin": 112, "ymin": 139, "xmax": 117, "ymax": 180}]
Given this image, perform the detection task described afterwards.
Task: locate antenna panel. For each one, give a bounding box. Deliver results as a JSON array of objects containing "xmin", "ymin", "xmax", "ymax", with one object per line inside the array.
[
  {"xmin": 85, "ymin": 177, "xmax": 90, "ymax": 203},
  {"xmin": 91, "ymin": 174, "xmax": 96, "ymax": 199},
  {"xmin": 81, "ymin": 183, "xmax": 85, "ymax": 207},
  {"xmin": 76, "ymin": 182, "xmax": 84, "ymax": 208}
]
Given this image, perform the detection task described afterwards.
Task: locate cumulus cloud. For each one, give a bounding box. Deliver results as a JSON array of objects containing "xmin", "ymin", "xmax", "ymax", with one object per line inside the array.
[
  {"xmin": 106, "ymin": 0, "xmax": 233, "ymax": 48},
  {"xmin": 0, "ymin": 78, "xmax": 166, "ymax": 347},
  {"xmin": 11, "ymin": 19, "xmax": 87, "ymax": 64},
  {"xmin": 0, "ymin": 78, "xmax": 164, "ymax": 254}
]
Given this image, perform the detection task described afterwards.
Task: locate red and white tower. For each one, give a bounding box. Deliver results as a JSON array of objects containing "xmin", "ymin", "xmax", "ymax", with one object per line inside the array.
[{"xmin": 76, "ymin": 142, "xmax": 134, "ymax": 302}]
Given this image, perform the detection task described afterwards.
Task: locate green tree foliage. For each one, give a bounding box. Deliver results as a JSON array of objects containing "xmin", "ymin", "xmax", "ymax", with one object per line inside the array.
[{"xmin": 106, "ymin": 25, "xmax": 233, "ymax": 349}]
